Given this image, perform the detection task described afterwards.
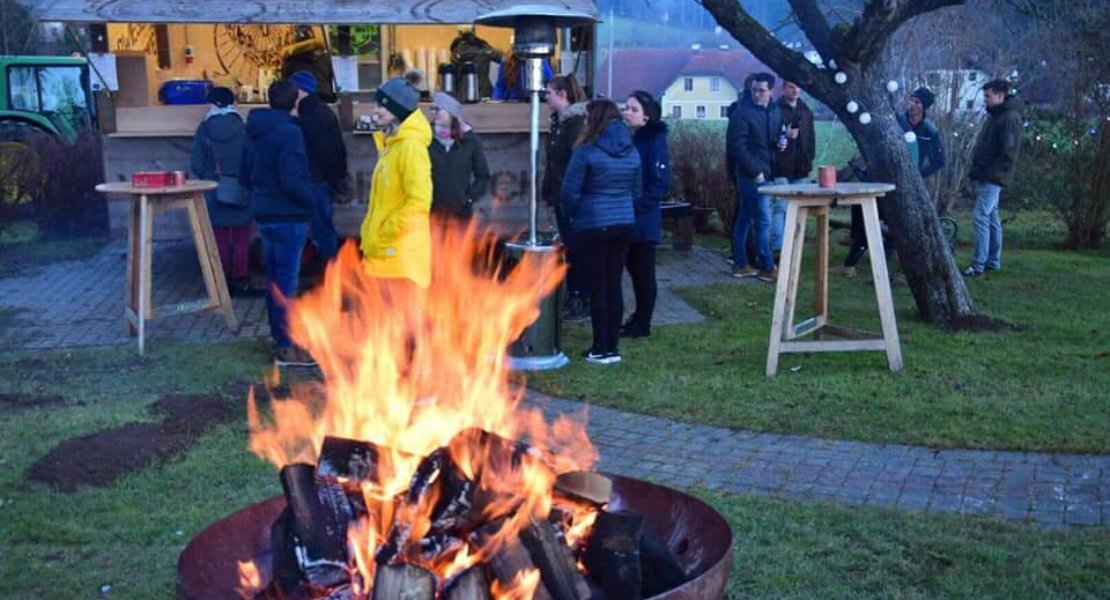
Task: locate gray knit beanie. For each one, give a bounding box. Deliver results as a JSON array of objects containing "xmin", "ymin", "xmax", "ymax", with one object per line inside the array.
[
  {"xmin": 376, "ymin": 77, "xmax": 420, "ymax": 121},
  {"xmin": 432, "ymin": 92, "xmax": 464, "ymax": 122}
]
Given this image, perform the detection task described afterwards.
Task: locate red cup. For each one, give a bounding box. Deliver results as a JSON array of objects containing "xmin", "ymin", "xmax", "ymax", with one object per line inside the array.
[
  {"xmin": 818, "ymin": 165, "xmax": 837, "ymax": 188},
  {"xmin": 173, "ymin": 171, "xmax": 186, "ymax": 186}
]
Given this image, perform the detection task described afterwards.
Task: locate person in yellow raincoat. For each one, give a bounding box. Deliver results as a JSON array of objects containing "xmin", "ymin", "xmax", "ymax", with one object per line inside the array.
[{"xmin": 361, "ymin": 76, "xmax": 433, "ymax": 288}]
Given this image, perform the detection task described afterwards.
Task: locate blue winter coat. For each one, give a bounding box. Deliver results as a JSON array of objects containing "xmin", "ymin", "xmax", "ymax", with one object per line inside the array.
[
  {"xmin": 631, "ymin": 120, "xmax": 670, "ymax": 243},
  {"xmin": 560, "ymin": 119, "xmax": 640, "ymax": 233},
  {"xmin": 726, "ymin": 95, "xmax": 782, "ymax": 180},
  {"xmin": 190, "ymin": 112, "xmax": 251, "ymax": 227},
  {"xmin": 239, "ymin": 108, "xmax": 315, "ymax": 223}
]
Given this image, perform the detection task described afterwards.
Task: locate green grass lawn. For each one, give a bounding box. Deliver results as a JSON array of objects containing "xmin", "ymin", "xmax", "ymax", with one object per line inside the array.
[
  {"xmin": 0, "ymin": 343, "xmax": 1107, "ymax": 599},
  {"xmin": 529, "ymin": 212, "xmax": 1110, "ymax": 453}
]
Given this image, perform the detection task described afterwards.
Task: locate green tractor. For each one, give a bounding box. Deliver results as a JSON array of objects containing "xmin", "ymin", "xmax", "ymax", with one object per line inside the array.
[{"xmin": 0, "ymin": 55, "xmax": 96, "ymax": 207}]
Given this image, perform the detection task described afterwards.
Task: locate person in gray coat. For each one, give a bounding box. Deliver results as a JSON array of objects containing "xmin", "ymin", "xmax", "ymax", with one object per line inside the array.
[{"xmin": 189, "ymin": 87, "xmax": 259, "ymax": 296}]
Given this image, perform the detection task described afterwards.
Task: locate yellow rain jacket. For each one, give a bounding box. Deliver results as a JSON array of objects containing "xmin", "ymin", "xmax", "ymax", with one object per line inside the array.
[{"xmin": 360, "ymin": 110, "xmax": 433, "ymax": 288}]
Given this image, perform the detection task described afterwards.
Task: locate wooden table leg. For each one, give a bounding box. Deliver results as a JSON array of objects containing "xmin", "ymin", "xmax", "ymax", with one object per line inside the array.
[
  {"xmin": 861, "ymin": 198, "xmax": 903, "ymax": 371},
  {"xmin": 188, "ymin": 193, "xmax": 239, "ymax": 333},
  {"xmin": 126, "ymin": 196, "xmax": 139, "ymax": 336},
  {"xmin": 767, "ymin": 201, "xmax": 803, "ymax": 376},
  {"xmin": 813, "ymin": 206, "xmax": 830, "ymax": 340},
  {"xmin": 782, "ymin": 206, "xmax": 808, "ymax": 341},
  {"xmin": 138, "ymin": 193, "xmax": 153, "ymax": 356}
]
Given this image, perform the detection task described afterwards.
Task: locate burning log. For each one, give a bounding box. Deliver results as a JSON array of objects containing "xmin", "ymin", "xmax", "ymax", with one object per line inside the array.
[
  {"xmin": 443, "ymin": 567, "xmax": 493, "ymax": 600},
  {"xmin": 519, "ymin": 518, "xmax": 591, "ymax": 600},
  {"xmin": 371, "ymin": 564, "xmax": 436, "ymax": 600},
  {"xmin": 639, "ymin": 531, "xmax": 687, "ymax": 597},
  {"xmin": 472, "ymin": 520, "xmax": 554, "ymax": 600},
  {"xmin": 317, "ymin": 436, "xmax": 383, "ymax": 484},
  {"xmin": 279, "ymin": 464, "xmax": 352, "ymax": 589},
  {"xmin": 583, "ymin": 511, "xmax": 644, "ymax": 600},
  {"xmin": 554, "ymin": 472, "xmax": 613, "ymax": 506}
]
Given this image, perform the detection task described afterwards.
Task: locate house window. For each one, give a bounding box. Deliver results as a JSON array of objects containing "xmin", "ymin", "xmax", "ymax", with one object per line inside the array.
[
  {"xmin": 671, "ymin": 105, "xmax": 682, "ymax": 119},
  {"xmin": 966, "ymin": 99, "xmax": 975, "ymax": 110},
  {"xmin": 968, "ymin": 71, "xmax": 978, "ymax": 81},
  {"xmin": 696, "ymin": 105, "xmax": 707, "ymax": 119},
  {"xmin": 720, "ymin": 105, "xmax": 729, "ymax": 118},
  {"xmin": 683, "ymin": 77, "xmax": 693, "ymax": 92},
  {"xmin": 710, "ymin": 77, "xmax": 720, "ymax": 92}
]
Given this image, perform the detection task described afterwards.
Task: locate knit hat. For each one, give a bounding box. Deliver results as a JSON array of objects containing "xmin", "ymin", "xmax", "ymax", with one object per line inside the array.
[
  {"xmin": 206, "ymin": 86, "xmax": 235, "ymax": 108},
  {"xmin": 289, "ymin": 70, "xmax": 318, "ymax": 95},
  {"xmin": 376, "ymin": 77, "xmax": 421, "ymax": 121},
  {"xmin": 432, "ymin": 91, "xmax": 463, "ymax": 121},
  {"xmin": 911, "ymin": 87, "xmax": 935, "ymax": 111}
]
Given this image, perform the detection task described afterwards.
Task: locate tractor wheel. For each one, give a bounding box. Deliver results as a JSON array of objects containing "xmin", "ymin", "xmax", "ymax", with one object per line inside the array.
[{"xmin": 0, "ymin": 122, "xmax": 49, "ymax": 207}]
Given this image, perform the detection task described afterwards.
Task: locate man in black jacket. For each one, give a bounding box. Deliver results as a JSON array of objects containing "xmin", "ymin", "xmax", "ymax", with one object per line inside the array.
[
  {"xmin": 897, "ymin": 87, "xmax": 946, "ymax": 181},
  {"xmin": 771, "ymin": 79, "xmax": 815, "ymax": 256},
  {"xmin": 726, "ymin": 72, "xmax": 782, "ymax": 282},
  {"xmin": 965, "ymin": 79, "xmax": 1024, "ymax": 277},
  {"xmin": 241, "ymin": 79, "xmax": 317, "ymax": 367},
  {"xmin": 290, "ymin": 70, "xmax": 348, "ymax": 267}
]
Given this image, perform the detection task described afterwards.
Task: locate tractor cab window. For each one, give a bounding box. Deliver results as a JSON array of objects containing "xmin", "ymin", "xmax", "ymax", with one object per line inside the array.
[{"xmin": 6, "ymin": 65, "xmax": 91, "ymax": 135}]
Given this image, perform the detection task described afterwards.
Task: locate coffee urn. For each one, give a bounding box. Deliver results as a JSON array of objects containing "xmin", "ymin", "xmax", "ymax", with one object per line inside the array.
[
  {"xmin": 438, "ymin": 63, "xmax": 456, "ymax": 96},
  {"xmin": 460, "ymin": 62, "xmax": 479, "ymax": 103}
]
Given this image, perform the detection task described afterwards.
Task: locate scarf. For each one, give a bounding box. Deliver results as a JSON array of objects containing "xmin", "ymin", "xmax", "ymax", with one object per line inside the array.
[{"xmin": 204, "ymin": 105, "xmax": 240, "ymax": 120}]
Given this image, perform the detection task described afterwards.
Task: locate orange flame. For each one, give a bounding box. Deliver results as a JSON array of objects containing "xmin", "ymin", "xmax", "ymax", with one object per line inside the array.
[
  {"xmin": 236, "ymin": 560, "xmax": 262, "ymax": 598},
  {"xmin": 491, "ymin": 568, "xmax": 542, "ymax": 600},
  {"xmin": 246, "ymin": 223, "xmax": 597, "ymax": 596}
]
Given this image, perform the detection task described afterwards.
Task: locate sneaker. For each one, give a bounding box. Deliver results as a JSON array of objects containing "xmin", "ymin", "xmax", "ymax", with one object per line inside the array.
[
  {"xmin": 757, "ymin": 268, "xmax": 778, "ymax": 282},
  {"xmin": 584, "ymin": 350, "xmax": 622, "ymax": 365},
  {"xmin": 962, "ymin": 266, "xmax": 983, "ymax": 278},
  {"xmin": 731, "ymin": 266, "xmax": 757, "ymax": 278},
  {"xmin": 984, "ymin": 265, "xmax": 1000, "ymax": 272},
  {"xmin": 274, "ymin": 346, "xmax": 317, "ymax": 368}
]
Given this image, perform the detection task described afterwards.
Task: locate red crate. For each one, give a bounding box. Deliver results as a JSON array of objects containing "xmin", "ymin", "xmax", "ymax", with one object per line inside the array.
[{"xmin": 132, "ymin": 171, "xmax": 175, "ymax": 188}]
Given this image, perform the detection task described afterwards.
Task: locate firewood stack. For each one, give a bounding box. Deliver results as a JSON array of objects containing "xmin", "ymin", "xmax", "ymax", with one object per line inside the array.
[{"xmin": 254, "ymin": 428, "xmax": 689, "ymax": 600}]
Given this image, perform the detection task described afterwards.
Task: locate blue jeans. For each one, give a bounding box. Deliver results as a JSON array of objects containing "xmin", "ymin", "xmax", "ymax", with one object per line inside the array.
[
  {"xmin": 258, "ymin": 222, "xmax": 307, "ymax": 348},
  {"xmin": 771, "ymin": 177, "xmax": 808, "ymax": 252},
  {"xmin": 731, "ymin": 178, "xmax": 773, "ymax": 270},
  {"xmin": 969, "ymin": 180, "xmax": 1003, "ymax": 272},
  {"xmin": 310, "ymin": 181, "xmax": 338, "ymax": 263}
]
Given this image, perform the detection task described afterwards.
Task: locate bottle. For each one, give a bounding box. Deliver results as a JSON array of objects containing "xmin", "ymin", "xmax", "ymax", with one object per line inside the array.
[
  {"xmin": 777, "ymin": 125, "xmax": 788, "ymax": 152},
  {"xmin": 461, "ymin": 62, "xmax": 479, "ymax": 104}
]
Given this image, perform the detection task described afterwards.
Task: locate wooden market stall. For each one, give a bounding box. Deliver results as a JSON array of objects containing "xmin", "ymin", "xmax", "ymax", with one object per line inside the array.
[{"xmin": 20, "ymin": 0, "xmax": 598, "ymax": 238}]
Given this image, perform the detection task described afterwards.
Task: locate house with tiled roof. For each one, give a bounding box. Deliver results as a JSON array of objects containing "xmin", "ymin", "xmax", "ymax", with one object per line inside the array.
[{"xmin": 598, "ymin": 47, "xmax": 769, "ymax": 121}]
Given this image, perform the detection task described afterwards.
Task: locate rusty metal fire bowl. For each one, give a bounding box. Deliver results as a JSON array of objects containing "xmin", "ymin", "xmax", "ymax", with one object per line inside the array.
[{"xmin": 178, "ymin": 475, "xmax": 733, "ymax": 599}]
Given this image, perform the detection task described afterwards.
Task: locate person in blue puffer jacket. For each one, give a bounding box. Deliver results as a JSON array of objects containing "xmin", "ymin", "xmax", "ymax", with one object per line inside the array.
[
  {"xmin": 561, "ymin": 99, "xmax": 642, "ymax": 365},
  {"xmin": 620, "ymin": 90, "xmax": 670, "ymax": 339}
]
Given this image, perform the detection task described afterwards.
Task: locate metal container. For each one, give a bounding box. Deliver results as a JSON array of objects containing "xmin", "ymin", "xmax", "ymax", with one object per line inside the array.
[
  {"xmin": 504, "ymin": 241, "xmax": 568, "ymax": 370},
  {"xmin": 438, "ymin": 63, "xmax": 456, "ymax": 96},
  {"xmin": 461, "ymin": 62, "xmax": 479, "ymax": 103},
  {"xmin": 177, "ymin": 475, "xmax": 734, "ymax": 600}
]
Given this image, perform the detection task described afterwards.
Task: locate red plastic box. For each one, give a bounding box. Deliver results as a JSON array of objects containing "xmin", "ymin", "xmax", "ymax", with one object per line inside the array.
[{"xmin": 132, "ymin": 171, "xmax": 175, "ymax": 188}]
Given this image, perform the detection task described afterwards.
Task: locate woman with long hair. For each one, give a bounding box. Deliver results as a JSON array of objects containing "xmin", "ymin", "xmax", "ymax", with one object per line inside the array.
[
  {"xmin": 543, "ymin": 73, "xmax": 590, "ymax": 319},
  {"xmin": 620, "ymin": 90, "xmax": 670, "ymax": 338},
  {"xmin": 560, "ymin": 99, "xmax": 641, "ymax": 364},
  {"xmin": 491, "ymin": 49, "xmax": 554, "ymax": 101},
  {"xmin": 427, "ymin": 91, "xmax": 490, "ymax": 222}
]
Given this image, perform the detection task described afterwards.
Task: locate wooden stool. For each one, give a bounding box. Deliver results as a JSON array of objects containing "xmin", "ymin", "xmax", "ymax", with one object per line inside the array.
[
  {"xmin": 96, "ymin": 180, "xmax": 238, "ymax": 355},
  {"xmin": 759, "ymin": 183, "xmax": 902, "ymax": 375}
]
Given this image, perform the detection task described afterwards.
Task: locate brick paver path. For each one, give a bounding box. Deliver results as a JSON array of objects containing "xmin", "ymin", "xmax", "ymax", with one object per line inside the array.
[{"xmin": 3, "ymin": 238, "xmax": 1106, "ymax": 527}]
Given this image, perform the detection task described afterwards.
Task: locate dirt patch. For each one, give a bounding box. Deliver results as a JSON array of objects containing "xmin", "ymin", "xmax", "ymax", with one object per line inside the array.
[
  {"xmin": 0, "ymin": 393, "xmax": 68, "ymax": 410},
  {"xmin": 26, "ymin": 393, "xmax": 236, "ymax": 492},
  {"xmin": 945, "ymin": 314, "xmax": 1020, "ymax": 333}
]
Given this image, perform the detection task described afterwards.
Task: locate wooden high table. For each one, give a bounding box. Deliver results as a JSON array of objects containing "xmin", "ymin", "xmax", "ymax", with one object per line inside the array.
[
  {"xmin": 95, "ymin": 180, "xmax": 238, "ymax": 355},
  {"xmin": 758, "ymin": 182, "xmax": 902, "ymax": 375}
]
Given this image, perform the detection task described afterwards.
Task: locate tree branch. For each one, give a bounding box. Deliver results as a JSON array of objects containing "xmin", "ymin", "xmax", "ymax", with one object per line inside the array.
[
  {"xmin": 786, "ymin": 0, "xmax": 839, "ymax": 65},
  {"xmin": 843, "ymin": 0, "xmax": 967, "ymax": 64},
  {"xmin": 697, "ymin": 0, "xmax": 824, "ymax": 87}
]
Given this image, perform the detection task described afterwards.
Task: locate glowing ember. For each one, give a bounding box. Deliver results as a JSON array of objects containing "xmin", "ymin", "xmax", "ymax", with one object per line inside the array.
[{"xmin": 244, "ymin": 223, "xmax": 599, "ymax": 597}]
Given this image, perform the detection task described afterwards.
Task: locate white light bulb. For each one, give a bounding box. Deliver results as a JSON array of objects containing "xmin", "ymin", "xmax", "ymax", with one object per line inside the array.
[
  {"xmin": 846, "ymin": 101, "xmax": 859, "ymax": 113},
  {"xmin": 886, "ymin": 80, "xmax": 899, "ymax": 93},
  {"xmin": 859, "ymin": 112, "xmax": 872, "ymax": 125},
  {"xmin": 828, "ymin": 59, "xmax": 837, "ymax": 69},
  {"xmin": 834, "ymin": 72, "xmax": 848, "ymax": 84},
  {"xmin": 903, "ymin": 131, "xmax": 917, "ymax": 144}
]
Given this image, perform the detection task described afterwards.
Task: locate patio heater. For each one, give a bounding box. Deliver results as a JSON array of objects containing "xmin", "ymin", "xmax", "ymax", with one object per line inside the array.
[{"xmin": 476, "ymin": 5, "xmax": 598, "ymax": 370}]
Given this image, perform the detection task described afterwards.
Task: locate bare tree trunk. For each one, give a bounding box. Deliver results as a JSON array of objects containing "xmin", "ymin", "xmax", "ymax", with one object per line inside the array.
[{"xmin": 698, "ymin": 0, "xmax": 977, "ymax": 324}]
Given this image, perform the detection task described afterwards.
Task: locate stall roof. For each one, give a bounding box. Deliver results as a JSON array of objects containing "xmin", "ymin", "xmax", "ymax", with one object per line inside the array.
[{"xmin": 20, "ymin": 0, "xmax": 599, "ymax": 25}]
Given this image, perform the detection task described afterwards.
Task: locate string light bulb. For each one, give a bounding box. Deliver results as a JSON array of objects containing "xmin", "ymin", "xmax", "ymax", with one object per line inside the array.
[
  {"xmin": 886, "ymin": 80, "xmax": 899, "ymax": 93},
  {"xmin": 904, "ymin": 131, "xmax": 917, "ymax": 143},
  {"xmin": 846, "ymin": 101, "xmax": 859, "ymax": 113},
  {"xmin": 859, "ymin": 112, "xmax": 872, "ymax": 124},
  {"xmin": 834, "ymin": 72, "xmax": 847, "ymax": 84}
]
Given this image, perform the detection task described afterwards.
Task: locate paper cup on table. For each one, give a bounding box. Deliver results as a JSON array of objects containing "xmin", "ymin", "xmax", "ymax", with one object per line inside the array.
[{"xmin": 818, "ymin": 166, "xmax": 837, "ymax": 188}]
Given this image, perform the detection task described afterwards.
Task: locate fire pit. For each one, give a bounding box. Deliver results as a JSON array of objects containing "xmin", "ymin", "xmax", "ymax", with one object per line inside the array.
[
  {"xmin": 177, "ymin": 229, "xmax": 732, "ymax": 599},
  {"xmin": 178, "ymin": 475, "xmax": 732, "ymax": 599}
]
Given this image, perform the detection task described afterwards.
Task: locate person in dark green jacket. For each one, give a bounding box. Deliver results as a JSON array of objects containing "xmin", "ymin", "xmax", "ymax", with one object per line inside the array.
[
  {"xmin": 965, "ymin": 79, "xmax": 1024, "ymax": 277},
  {"xmin": 428, "ymin": 92, "xmax": 489, "ymax": 222}
]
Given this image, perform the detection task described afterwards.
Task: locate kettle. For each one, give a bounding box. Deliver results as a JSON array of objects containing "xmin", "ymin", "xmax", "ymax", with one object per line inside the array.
[
  {"xmin": 439, "ymin": 63, "xmax": 456, "ymax": 96},
  {"xmin": 461, "ymin": 62, "xmax": 479, "ymax": 104}
]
